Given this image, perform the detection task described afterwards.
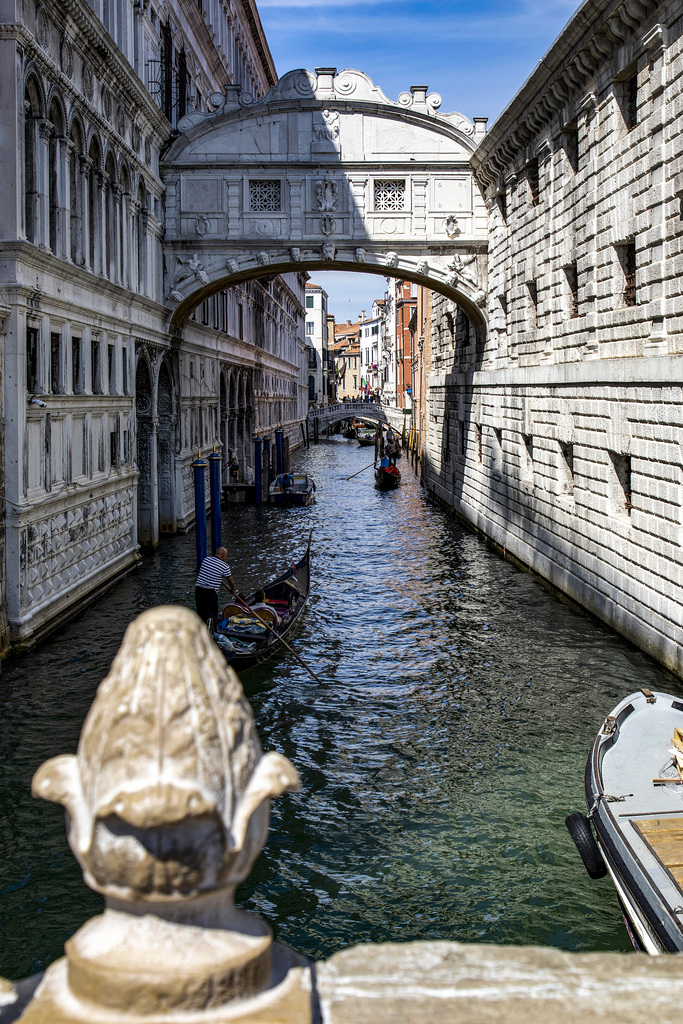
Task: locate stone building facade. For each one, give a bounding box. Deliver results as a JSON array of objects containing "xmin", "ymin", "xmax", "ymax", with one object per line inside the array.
[
  {"xmin": 1, "ymin": 0, "xmax": 307, "ymax": 648},
  {"xmin": 425, "ymin": 0, "xmax": 683, "ymax": 676}
]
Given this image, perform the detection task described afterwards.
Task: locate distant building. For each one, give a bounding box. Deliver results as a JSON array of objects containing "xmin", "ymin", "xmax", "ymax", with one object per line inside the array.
[
  {"xmin": 333, "ymin": 320, "xmax": 362, "ymax": 399},
  {"xmin": 304, "ymin": 283, "xmax": 330, "ymax": 405}
]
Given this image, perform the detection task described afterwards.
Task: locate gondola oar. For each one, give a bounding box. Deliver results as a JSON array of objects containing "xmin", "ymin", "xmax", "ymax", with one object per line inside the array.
[
  {"xmin": 231, "ymin": 593, "xmax": 323, "ymax": 685},
  {"xmin": 346, "ymin": 460, "xmax": 377, "ymax": 481}
]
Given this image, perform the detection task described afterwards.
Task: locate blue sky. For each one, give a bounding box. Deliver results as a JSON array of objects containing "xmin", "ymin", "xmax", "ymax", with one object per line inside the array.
[{"xmin": 257, "ymin": 0, "xmax": 582, "ymax": 320}]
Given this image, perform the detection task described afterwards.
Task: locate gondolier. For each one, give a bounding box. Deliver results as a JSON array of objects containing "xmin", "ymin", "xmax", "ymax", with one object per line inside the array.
[{"xmin": 195, "ymin": 547, "xmax": 236, "ymax": 626}]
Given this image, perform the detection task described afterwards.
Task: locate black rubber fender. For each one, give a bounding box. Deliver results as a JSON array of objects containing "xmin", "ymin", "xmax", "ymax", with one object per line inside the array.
[{"xmin": 565, "ymin": 811, "xmax": 607, "ymax": 879}]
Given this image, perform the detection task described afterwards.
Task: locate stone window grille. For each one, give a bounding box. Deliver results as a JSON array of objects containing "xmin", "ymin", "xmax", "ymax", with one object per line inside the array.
[
  {"xmin": 249, "ymin": 180, "xmax": 282, "ymax": 212},
  {"xmin": 619, "ymin": 242, "xmax": 637, "ymax": 307},
  {"xmin": 110, "ymin": 429, "xmax": 119, "ymax": 468},
  {"xmin": 565, "ymin": 264, "xmax": 579, "ymax": 318},
  {"xmin": 492, "ymin": 427, "xmax": 503, "ymax": 475},
  {"xmin": 459, "ymin": 420, "xmax": 467, "ymax": 457},
  {"xmin": 374, "ymin": 179, "xmax": 406, "ymax": 211},
  {"xmin": 497, "ymin": 189, "xmax": 507, "ymax": 224},
  {"xmin": 476, "ymin": 423, "xmax": 483, "ymax": 464},
  {"xmin": 522, "ymin": 434, "xmax": 535, "ymax": 487}
]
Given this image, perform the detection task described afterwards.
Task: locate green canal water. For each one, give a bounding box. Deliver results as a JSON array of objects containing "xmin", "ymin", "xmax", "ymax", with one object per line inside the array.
[{"xmin": 1, "ymin": 440, "xmax": 680, "ymax": 978}]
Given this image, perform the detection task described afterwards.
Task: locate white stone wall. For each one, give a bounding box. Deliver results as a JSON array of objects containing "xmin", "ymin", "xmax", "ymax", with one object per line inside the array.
[
  {"xmin": 425, "ymin": 0, "xmax": 683, "ymax": 676},
  {"xmin": 0, "ymin": 0, "xmax": 299, "ymax": 646}
]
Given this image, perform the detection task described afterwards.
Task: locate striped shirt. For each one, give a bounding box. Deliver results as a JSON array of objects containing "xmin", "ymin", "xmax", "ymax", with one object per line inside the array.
[{"xmin": 195, "ymin": 555, "xmax": 233, "ymax": 592}]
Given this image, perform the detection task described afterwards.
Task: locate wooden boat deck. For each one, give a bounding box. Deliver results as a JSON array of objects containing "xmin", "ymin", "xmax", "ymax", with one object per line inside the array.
[{"xmin": 633, "ymin": 818, "xmax": 683, "ymax": 889}]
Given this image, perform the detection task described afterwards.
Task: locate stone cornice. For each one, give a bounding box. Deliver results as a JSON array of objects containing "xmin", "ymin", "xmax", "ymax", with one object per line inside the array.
[
  {"xmin": 471, "ymin": 0, "xmax": 663, "ymax": 190},
  {"xmin": 236, "ymin": 0, "xmax": 277, "ymax": 89}
]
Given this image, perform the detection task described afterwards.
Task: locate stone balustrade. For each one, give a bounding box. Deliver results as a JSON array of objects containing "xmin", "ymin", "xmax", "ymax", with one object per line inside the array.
[{"xmin": 2, "ymin": 606, "xmax": 683, "ymax": 1024}]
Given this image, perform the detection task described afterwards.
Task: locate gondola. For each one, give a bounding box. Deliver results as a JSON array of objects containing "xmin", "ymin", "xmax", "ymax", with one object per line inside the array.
[
  {"xmin": 357, "ymin": 435, "xmax": 375, "ymax": 448},
  {"xmin": 566, "ymin": 688, "xmax": 683, "ymax": 953},
  {"xmin": 212, "ymin": 534, "xmax": 311, "ymax": 672},
  {"xmin": 374, "ymin": 464, "xmax": 401, "ymax": 489}
]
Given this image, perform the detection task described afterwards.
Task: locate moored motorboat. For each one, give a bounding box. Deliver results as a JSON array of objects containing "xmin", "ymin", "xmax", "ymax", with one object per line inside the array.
[
  {"xmin": 269, "ymin": 472, "xmax": 316, "ymax": 506},
  {"xmin": 213, "ymin": 534, "xmax": 311, "ymax": 672},
  {"xmin": 374, "ymin": 464, "xmax": 401, "ymax": 489},
  {"xmin": 566, "ymin": 688, "xmax": 683, "ymax": 953}
]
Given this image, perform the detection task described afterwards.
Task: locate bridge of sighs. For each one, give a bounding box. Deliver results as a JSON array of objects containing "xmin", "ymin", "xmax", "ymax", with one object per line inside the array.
[{"xmin": 161, "ymin": 67, "xmax": 490, "ymax": 332}]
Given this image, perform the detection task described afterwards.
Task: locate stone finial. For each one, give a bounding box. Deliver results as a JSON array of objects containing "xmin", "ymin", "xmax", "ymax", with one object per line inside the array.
[{"xmin": 24, "ymin": 607, "xmax": 309, "ymax": 1024}]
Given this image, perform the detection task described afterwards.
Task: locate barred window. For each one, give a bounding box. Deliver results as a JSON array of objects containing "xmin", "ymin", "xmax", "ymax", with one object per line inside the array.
[
  {"xmin": 250, "ymin": 179, "xmax": 281, "ymax": 212},
  {"xmin": 374, "ymin": 179, "xmax": 406, "ymax": 211}
]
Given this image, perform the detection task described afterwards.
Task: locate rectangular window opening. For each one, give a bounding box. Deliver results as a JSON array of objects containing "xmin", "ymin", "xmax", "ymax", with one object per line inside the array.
[
  {"xmin": 527, "ymin": 282, "xmax": 538, "ymax": 329},
  {"xmin": 565, "ymin": 127, "xmax": 579, "ymax": 173},
  {"xmin": 50, "ymin": 332, "xmax": 62, "ymax": 394},
  {"xmin": 623, "ymin": 74, "xmax": 638, "ymax": 131},
  {"xmin": 609, "ymin": 451, "xmax": 632, "ymax": 515},
  {"xmin": 108, "ymin": 344, "xmax": 116, "ymax": 395},
  {"xmin": 618, "ymin": 242, "xmax": 637, "ymax": 307},
  {"xmin": 122, "ymin": 346, "xmax": 128, "ymax": 395},
  {"xmin": 91, "ymin": 340, "xmax": 101, "ymax": 394},
  {"xmin": 110, "ymin": 429, "xmax": 119, "ymax": 469},
  {"xmin": 306, "ymin": 295, "xmax": 314, "ymax": 308},
  {"xmin": 497, "ymin": 189, "xmax": 507, "ymax": 224},
  {"xmin": 26, "ymin": 326, "xmax": 39, "ymax": 393},
  {"xmin": 527, "ymin": 158, "xmax": 540, "ymax": 205},
  {"xmin": 565, "ymin": 264, "xmax": 579, "ymax": 318},
  {"xmin": 72, "ymin": 337, "xmax": 81, "ymax": 394},
  {"xmin": 559, "ymin": 441, "xmax": 574, "ymax": 497}
]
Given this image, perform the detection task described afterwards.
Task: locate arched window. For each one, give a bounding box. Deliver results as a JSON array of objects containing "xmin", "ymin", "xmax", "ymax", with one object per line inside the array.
[
  {"xmin": 136, "ymin": 181, "xmax": 147, "ymax": 295},
  {"xmin": 69, "ymin": 121, "xmax": 84, "ymax": 264},
  {"xmin": 119, "ymin": 165, "xmax": 129, "ymax": 287},
  {"xmin": 104, "ymin": 152, "xmax": 117, "ymax": 281},
  {"xmin": 48, "ymin": 98, "xmax": 65, "ymax": 255},
  {"xmin": 24, "ymin": 77, "xmax": 41, "ymax": 244},
  {"xmin": 88, "ymin": 137, "xmax": 101, "ymax": 273}
]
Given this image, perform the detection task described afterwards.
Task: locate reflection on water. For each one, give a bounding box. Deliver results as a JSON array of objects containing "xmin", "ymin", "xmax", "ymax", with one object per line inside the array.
[{"xmin": 1, "ymin": 439, "xmax": 680, "ymax": 977}]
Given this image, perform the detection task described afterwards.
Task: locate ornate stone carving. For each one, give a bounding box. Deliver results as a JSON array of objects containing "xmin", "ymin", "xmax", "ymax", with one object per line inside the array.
[
  {"xmin": 354, "ymin": 248, "xmax": 366, "ymax": 263},
  {"xmin": 25, "ymin": 607, "xmax": 309, "ymax": 1024},
  {"xmin": 446, "ymin": 253, "xmax": 479, "ymax": 290},
  {"xmin": 321, "ymin": 215, "xmax": 336, "ymax": 235},
  {"xmin": 316, "ymin": 176, "xmax": 338, "ymax": 211},
  {"xmin": 195, "ymin": 215, "xmax": 211, "ymax": 236},
  {"xmin": 169, "ymin": 289, "xmax": 184, "ymax": 302},
  {"xmin": 445, "ymin": 215, "xmax": 461, "ymax": 239},
  {"xmin": 312, "ymin": 109, "xmax": 340, "ymax": 142},
  {"xmin": 256, "ymin": 250, "xmax": 270, "ymax": 266},
  {"xmin": 385, "ymin": 251, "xmax": 399, "ymax": 268},
  {"xmin": 177, "ymin": 254, "xmax": 209, "ymax": 285},
  {"xmin": 321, "ymin": 243, "xmax": 336, "ymax": 261},
  {"xmin": 416, "ymin": 259, "xmax": 429, "ymax": 275},
  {"xmin": 290, "ymin": 247, "xmax": 302, "ymax": 261},
  {"xmin": 225, "ymin": 258, "xmax": 239, "ymax": 274}
]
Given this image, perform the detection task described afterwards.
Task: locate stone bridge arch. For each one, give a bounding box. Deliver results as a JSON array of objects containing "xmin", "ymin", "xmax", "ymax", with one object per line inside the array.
[{"xmin": 161, "ymin": 67, "xmax": 489, "ymax": 333}]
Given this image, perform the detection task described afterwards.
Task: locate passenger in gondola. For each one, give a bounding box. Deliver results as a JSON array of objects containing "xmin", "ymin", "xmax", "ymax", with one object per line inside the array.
[{"xmin": 249, "ymin": 589, "xmax": 281, "ymax": 626}]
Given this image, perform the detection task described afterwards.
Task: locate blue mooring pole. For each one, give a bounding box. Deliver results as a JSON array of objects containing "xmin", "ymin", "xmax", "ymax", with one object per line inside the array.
[
  {"xmin": 192, "ymin": 454, "xmax": 208, "ymax": 570},
  {"xmin": 275, "ymin": 427, "xmax": 284, "ymax": 476},
  {"xmin": 208, "ymin": 452, "xmax": 222, "ymax": 552},
  {"xmin": 254, "ymin": 436, "xmax": 263, "ymax": 506},
  {"xmin": 264, "ymin": 437, "xmax": 272, "ymax": 489}
]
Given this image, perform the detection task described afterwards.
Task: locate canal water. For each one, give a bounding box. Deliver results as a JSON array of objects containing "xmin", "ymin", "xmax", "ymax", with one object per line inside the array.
[{"xmin": 1, "ymin": 440, "xmax": 680, "ymax": 979}]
